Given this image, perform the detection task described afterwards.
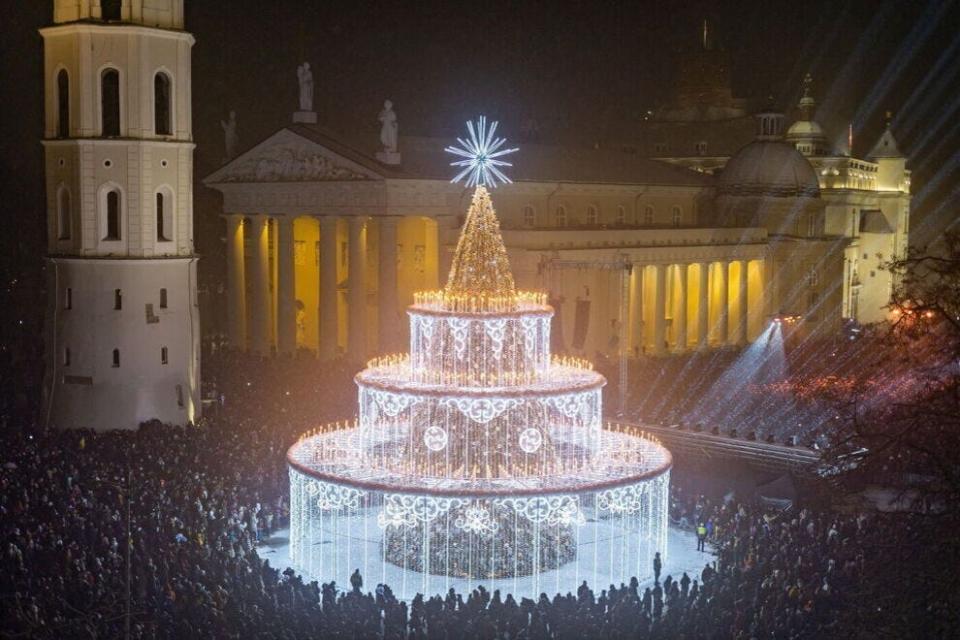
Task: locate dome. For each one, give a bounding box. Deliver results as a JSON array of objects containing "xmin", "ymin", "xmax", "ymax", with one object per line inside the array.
[
  {"xmin": 786, "ymin": 119, "xmax": 824, "ymax": 138},
  {"xmin": 718, "ymin": 140, "xmax": 820, "ymax": 198}
]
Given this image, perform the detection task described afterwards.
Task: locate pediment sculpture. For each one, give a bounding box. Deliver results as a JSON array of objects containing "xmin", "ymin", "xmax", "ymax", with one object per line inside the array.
[{"xmin": 218, "ymin": 138, "xmax": 372, "ymax": 183}]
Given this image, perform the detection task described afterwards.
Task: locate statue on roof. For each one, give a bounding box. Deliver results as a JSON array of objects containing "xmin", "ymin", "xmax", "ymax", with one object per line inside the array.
[
  {"xmin": 297, "ymin": 63, "xmax": 314, "ymax": 112},
  {"xmin": 379, "ymin": 100, "xmax": 398, "ymax": 153},
  {"xmin": 220, "ymin": 110, "xmax": 239, "ymax": 162}
]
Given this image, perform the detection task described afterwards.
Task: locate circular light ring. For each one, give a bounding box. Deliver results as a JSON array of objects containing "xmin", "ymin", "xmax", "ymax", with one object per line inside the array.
[
  {"xmin": 422, "ymin": 426, "xmax": 448, "ymax": 451},
  {"xmin": 407, "ymin": 303, "xmax": 553, "ymax": 320},
  {"xmin": 287, "ymin": 426, "xmax": 672, "ymax": 499},
  {"xmin": 518, "ymin": 427, "xmax": 543, "ymax": 453},
  {"xmin": 355, "ymin": 367, "xmax": 605, "ymax": 399}
]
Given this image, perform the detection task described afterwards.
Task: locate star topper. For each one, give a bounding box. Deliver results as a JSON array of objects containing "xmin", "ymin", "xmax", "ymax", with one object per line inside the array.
[{"xmin": 445, "ymin": 116, "xmax": 519, "ymax": 188}]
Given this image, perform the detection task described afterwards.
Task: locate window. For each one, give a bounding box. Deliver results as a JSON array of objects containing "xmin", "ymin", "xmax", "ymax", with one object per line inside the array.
[
  {"xmin": 104, "ymin": 189, "xmax": 121, "ymax": 240},
  {"xmin": 64, "ymin": 347, "xmax": 71, "ymax": 367},
  {"xmin": 156, "ymin": 191, "xmax": 171, "ymax": 241},
  {"xmin": 695, "ymin": 141, "xmax": 707, "ymax": 155},
  {"xmin": 161, "ymin": 346, "xmax": 169, "ymax": 365},
  {"xmin": 112, "ymin": 348, "xmax": 120, "ymax": 367},
  {"xmin": 114, "ymin": 289, "xmax": 122, "ymax": 310},
  {"xmin": 586, "ymin": 205, "xmax": 598, "ymax": 226},
  {"xmin": 616, "ymin": 206, "xmax": 626, "ymax": 226},
  {"xmin": 57, "ymin": 69, "xmax": 69, "ymax": 138},
  {"xmin": 643, "ymin": 206, "xmax": 654, "ymax": 225},
  {"xmin": 807, "ymin": 212, "xmax": 818, "ymax": 237},
  {"xmin": 523, "ymin": 206, "xmax": 535, "ymax": 228},
  {"xmin": 65, "ymin": 287, "xmax": 72, "ymax": 310},
  {"xmin": 555, "ymin": 206, "xmax": 567, "ymax": 228},
  {"xmin": 154, "ymin": 72, "xmax": 171, "ymax": 135},
  {"xmin": 102, "ymin": 0, "xmax": 121, "ymax": 20},
  {"xmin": 160, "ymin": 288, "xmax": 168, "ymax": 309},
  {"xmin": 100, "ymin": 68, "xmax": 120, "ymax": 136},
  {"xmin": 654, "ymin": 142, "xmax": 668, "ymax": 154},
  {"xmin": 57, "ymin": 186, "xmax": 71, "ymax": 240},
  {"xmin": 671, "ymin": 206, "xmax": 682, "ymax": 227},
  {"xmin": 807, "ymin": 267, "xmax": 819, "ymax": 288}
]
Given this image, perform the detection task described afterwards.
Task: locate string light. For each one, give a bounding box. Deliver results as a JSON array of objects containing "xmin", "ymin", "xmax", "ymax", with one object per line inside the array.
[{"xmin": 288, "ymin": 137, "xmax": 671, "ymax": 594}]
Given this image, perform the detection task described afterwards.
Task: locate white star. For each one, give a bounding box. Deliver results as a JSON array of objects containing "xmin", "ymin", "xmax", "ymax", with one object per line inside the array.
[{"xmin": 444, "ymin": 116, "xmax": 519, "ymax": 188}]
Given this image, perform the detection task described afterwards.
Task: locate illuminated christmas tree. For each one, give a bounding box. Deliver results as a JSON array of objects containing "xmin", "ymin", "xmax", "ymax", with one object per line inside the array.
[{"xmin": 287, "ymin": 118, "xmax": 671, "ymax": 596}]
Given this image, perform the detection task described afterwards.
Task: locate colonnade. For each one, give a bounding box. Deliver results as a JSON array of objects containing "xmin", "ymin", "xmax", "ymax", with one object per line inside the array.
[
  {"xmin": 223, "ymin": 213, "xmax": 402, "ymax": 361},
  {"xmin": 626, "ymin": 259, "xmax": 760, "ymax": 355}
]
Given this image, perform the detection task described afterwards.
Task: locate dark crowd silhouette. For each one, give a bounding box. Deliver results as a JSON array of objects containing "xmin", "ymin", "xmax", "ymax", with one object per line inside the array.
[{"xmin": 0, "ymin": 352, "xmax": 947, "ymax": 638}]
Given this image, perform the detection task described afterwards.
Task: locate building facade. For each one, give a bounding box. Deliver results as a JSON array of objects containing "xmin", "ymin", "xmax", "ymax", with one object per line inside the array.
[
  {"xmin": 41, "ymin": 0, "xmax": 200, "ymax": 430},
  {"xmin": 204, "ymin": 31, "xmax": 909, "ymax": 365}
]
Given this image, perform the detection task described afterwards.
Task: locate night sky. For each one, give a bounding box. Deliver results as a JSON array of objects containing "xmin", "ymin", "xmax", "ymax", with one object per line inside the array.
[{"xmin": 1, "ymin": 0, "xmax": 958, "ymax": 272}]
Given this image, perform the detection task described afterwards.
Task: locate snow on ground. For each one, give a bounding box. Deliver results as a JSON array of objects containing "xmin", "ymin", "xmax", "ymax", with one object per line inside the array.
[{"xmin": 257, "ymin": 525, "xmax": 714, "ymax": 601}]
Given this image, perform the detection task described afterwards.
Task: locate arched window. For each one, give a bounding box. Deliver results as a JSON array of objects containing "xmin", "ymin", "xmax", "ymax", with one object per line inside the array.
[
  {"xmin": 102, "ymin": 0, "xmax": 122, "ymax": 21},
  {"xmin": 112, "ymin": 348, "xmax": 120, "ymax": 367},
  {"xmin": 101, "ymin": 68, "xmax": 120, "ymax": 136},
  {"xmin": 156, "ymin": 191, "xmax": 172, "ymax": 241},
  {"xmin": 616, "ymin": 206, "xmax": 626, "ymax": 226},
  {"xmin": 57, "ymin": 186, "xmax": 71, "ymax": 240},
  {"xmin": 104, "ymin": 189, "xmax": 121, "ymax": 240},
  {"xmin": 643, "ymin": 206, "xmax": 654, "ymax": 226},
  {"xmin": 154, "ymin": 72, "xmax": 171, "ymax": 135},
  {"xmin": 671, "ymin": 206, "xmax": 682, "ymax": 227},
  {"xmin": 523, "ymin": 206, "xmax": 535, "ymax": 227},
  {"xmin": 555, "ymin": 206, "xmax": 567, "ymax": 228},
  {"xmin": 586, "ymin": 205, "xmax": 599, "ymax": 226},
  {"xmin": 57, "ymin": 69, "xmax": 69, "ymax": 138}
]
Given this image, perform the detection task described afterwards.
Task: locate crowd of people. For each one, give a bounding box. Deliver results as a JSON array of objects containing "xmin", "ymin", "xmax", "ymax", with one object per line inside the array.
[{"xmin": 0, "ymin": 351, "xmax": 944, "ymax": 638}]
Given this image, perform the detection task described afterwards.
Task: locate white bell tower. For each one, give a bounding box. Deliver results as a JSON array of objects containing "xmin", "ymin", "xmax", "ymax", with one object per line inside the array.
[{"xmin": 41, "ymin": 0, "xmax": 200, "ymax": 430}]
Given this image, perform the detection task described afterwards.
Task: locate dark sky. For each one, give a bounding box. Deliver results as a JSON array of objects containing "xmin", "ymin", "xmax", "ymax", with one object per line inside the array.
[{"xmin": 2, "ymin": 0, "xmax": 959, "ymax": 269}]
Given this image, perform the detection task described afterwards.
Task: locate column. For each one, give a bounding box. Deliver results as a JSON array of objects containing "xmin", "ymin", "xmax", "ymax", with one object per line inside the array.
[
  {"xmin": 249, "ymin": 215, "xmax": 271, "ymax": 356},
  {"xmin": 717, "ymin": 261, "xmax": 729, "ymax": 345},
  {"xmin": 378, "ymin": 216, "xmax": 400, "ymax": 353},
  {"xmin": 348, "ymin": 216, "xmax": 368, "ymax": 362},
  {"xmin": 653, "ymin": 263, "xmax": 666, "ymax": 355},
  {"xmin": 276, "ymin": 216, "xmax": 296, "ymax": 356},
  {"xmin": 737, "ymin": 259, "xmax": 749, "ymax": 345},
  {"xmin": 319, "ymin": 216, "xmax": 338, "ymax": 360},
  {"xmin": 697, "ymin": 262, "xmax": 709, "ymax": 350},
  {"xmin": 225, "ymin": 215, "xmax": 246, "ymax": 351},
  {"xmin": 675, "ymin": 264, "xmax": 688, "ymax": 351},
  {"xmin": 628, "ymin": 263, "xmax": 643, "ymax": 356}
]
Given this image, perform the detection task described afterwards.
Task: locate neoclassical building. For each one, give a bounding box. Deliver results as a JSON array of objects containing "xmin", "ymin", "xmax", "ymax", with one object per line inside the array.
[
  {"xmin": 205, "ymin": 36, "xmax": 909, "ymax": 364},
  {"xmin": 41, "ymin": 0, "xmax": 201, "ymax": 430}
]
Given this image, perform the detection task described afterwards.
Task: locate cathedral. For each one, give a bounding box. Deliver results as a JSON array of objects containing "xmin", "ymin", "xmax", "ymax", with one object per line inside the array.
[
  {"xmin": 204, "ymin": 26, "xmax": 909, "ymax": 363},
  {"xmin": 37, "ymin": 3, "xmax": 909, "ymax": 430}
]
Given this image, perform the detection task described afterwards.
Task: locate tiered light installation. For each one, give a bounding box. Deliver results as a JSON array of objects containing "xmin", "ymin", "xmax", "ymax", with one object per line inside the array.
[{"xmin": 288, "ymin": 119, "xmax": 671, "ymax": 598}]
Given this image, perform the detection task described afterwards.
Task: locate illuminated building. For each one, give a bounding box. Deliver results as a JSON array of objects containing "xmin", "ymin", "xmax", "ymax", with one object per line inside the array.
[
  {"xmin": 205, "ymin": 28, "xmax": 908, "ymax": 363},
  {"xmin": 41, "ymin": 0, "xmax": 200, "ymax": 430}
]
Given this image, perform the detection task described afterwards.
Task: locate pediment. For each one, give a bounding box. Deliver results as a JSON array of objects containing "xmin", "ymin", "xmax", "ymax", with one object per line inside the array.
[{"xmin": 205, "ymin": 129, "xmax": 383, "ymax": 184}]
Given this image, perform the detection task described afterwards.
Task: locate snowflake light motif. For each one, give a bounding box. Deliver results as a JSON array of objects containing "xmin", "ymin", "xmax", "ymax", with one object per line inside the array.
[{"xmin": 445, "ymin": 116, "xmax": 519, "ymax": 188}]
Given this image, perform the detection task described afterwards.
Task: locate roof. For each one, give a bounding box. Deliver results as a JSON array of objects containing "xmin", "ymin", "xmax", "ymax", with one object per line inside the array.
[
  {"xmin": 223, "ymin": 122, "xmax": 711, "ymax": 188},
  {"xmin": 718, "ymin": 140, "xmax": 820, "ymax": 198},
  {"xmin": 629, "ymin": 116, "xmax": 757, "ymax": 159},
  {"xmin": 859, "ymin": 210, "xmax": 893, "ymax": 233},
  {"xmin": 868, "ymin": 126, "xmax": 902, "ymax": 159}
]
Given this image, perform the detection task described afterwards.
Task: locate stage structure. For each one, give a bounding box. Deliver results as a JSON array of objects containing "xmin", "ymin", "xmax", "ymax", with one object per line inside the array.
[{"xmin": 288, "ymin": 119, "xmax": 671, "ymax": 598}]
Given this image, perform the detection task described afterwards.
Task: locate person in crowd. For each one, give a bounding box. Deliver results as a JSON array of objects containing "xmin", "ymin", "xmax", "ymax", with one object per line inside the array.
[{"xmin": 0, "ymin": 349, "xmax": 901, "ymax": 640}]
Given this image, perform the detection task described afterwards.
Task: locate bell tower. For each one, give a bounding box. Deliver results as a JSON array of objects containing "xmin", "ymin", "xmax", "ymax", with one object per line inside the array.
[{"xmin": 41, "ymin": 0, "xmax": 200, "ymax": 429}]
